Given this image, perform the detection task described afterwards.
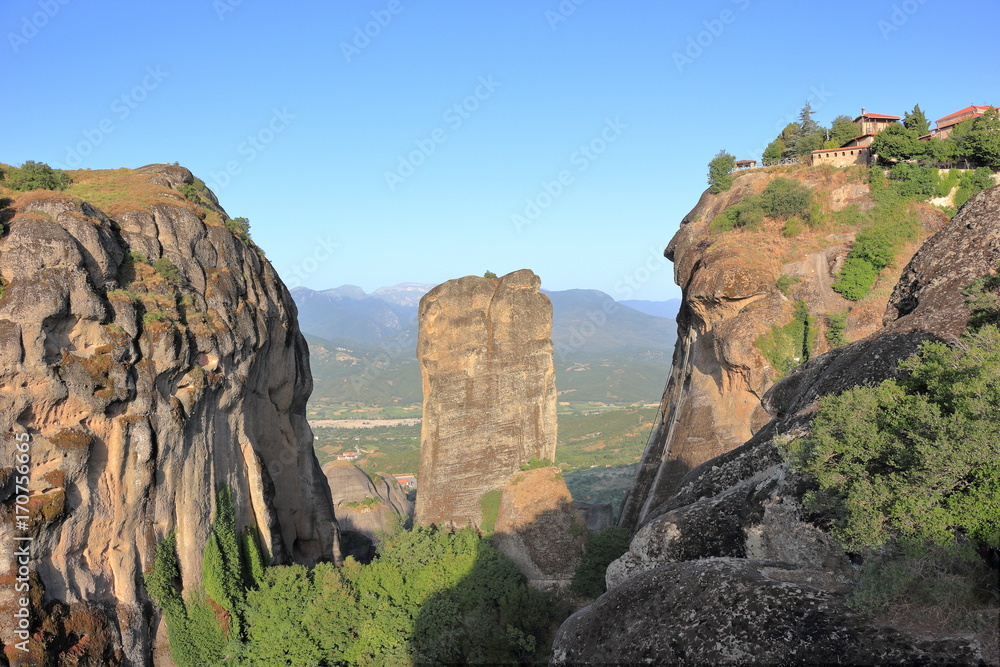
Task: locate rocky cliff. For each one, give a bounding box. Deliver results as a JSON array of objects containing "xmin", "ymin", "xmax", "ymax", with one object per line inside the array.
[
  {"xmin": 322, "ymin": 461, "xmax": 412, "ymax": 562},
  {"xmin": 414, "ymin": 269, "xmax": 557, "ymax": 529},
  {"xmin": 551, "ymin": 186, "xmax": 999, "ymax": 664},
  {"xmin": 619, "ymin": 165, "xmax": 949, "ymax": 529},
  {"xmin": 492, "ymin": 467, "xmax": 585, "ymax": 590},
  {"xmin": 0, "ymin": 165, "xmax": 340, "ymax": 665}
]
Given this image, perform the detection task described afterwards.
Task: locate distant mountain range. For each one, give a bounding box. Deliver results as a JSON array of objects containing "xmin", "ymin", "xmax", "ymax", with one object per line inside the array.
[
  {"xmin": 293, "ymin": 283, "xmax": 678, "ymax": 405},
  {"xmin": 619, "ymin": 298, "xmax": 682, "ymax": 319}
]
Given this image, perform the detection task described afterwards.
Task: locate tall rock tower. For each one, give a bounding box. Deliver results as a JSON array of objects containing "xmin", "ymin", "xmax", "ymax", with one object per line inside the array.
[{"xmin": 414, "ymin": 269, "xmax": 557, "ymax": 528}]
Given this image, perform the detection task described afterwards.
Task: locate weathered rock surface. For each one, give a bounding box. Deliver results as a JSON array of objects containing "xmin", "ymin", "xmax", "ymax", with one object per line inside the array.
[
  {"xmin": 492, "ymin": 467, "xmax": 585, "ymax": 589},
  {"xmin": 322, "ymin": 462, "xmax": 412, "ymax": 562},
  {"xmin": 619, "ymin": 167, "xmax": 948, "ymax": 529},
  {"xmin": 414, "ymin": 270, "xmax": 557, "ymax": 529},
  {"xmin": 0, "ymin": 165, "xmax": 340, "ymax": 665},
  {"xmin": 553, "ymin": 558, "xmax": 982, "ymax": 665},
  {"xmin": 552, "ymin": 186, "xmax": 1000, "ymax": 664}
]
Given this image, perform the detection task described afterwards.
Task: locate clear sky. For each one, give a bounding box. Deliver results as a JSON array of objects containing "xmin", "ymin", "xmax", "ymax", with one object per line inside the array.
[{"xmin": 2, "ymin": 0, "xmax": 997, "ymax": 301}]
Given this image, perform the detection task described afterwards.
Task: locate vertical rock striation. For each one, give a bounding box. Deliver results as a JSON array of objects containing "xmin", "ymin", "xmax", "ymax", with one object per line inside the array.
[
  {"xmin": 414, "ymin": 269, "xmax": 557, "ymax": 529},
  {"xmin": 0, "ymin": 165, "xmax": 340, "ymax": 665}
]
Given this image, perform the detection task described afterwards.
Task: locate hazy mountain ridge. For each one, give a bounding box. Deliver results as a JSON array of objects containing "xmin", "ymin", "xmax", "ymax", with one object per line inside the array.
[{"xmin": 294, "ymin": 284, "xmax": 678, "ymax": 406}]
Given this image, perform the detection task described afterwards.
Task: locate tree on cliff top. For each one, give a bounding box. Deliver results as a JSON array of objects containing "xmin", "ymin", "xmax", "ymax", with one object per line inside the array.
[
  {"xmin": 1, "ymin": 160, "xmax": 71, "ymax": 191},
  {"xmin": 963, "ymin": 107, "xmax": 1000, "ymax": 168},
  {"xmin": 707, "ymin": 150, "xmax": 735, "ymax": 193},
  {"xmin": 903, "ymin": 104, "xmax": 930, "ymax": 137}
]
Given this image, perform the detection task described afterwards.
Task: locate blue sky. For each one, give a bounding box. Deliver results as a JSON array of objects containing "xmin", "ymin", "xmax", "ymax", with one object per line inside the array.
[{"xmin": 2, "ymin": 0, "xmax": 997, "ymax": 301}]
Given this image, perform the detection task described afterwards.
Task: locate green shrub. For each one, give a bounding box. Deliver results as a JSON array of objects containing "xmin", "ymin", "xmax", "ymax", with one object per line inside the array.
[
  {"xmin": 786, "ymin": 324, "xmax": 1000, "ymax": 551},
  {"xmin": 707, "ymin": 150, "xmax": 735, "ymax": 194},
  {"xmin": 775, "ymin": 274, "xmax": 801, "ymax": 296},
  {"xmin": 832, "ymin": 183, "xmax": 918, "ymax": 301},
  {"xmin": 888, "ymin": 162, "xmax": 937, "ymax": 199},
  {"xmin": 520, "ymin": 457, "xmax": 554, "ymax": 471},
  {"xmin": 484, "ymin": 270, "xmax": 498, "ymax": 279},
  {"xmin": 479, "ymin": 489, "xmax": 502, "ymax": 535},
  {"xmin": 934, "ymin": 169, "xmax": 961, "ymax": 198},
  {"xmin": 782, "ymin": 218, "xmax": 805, "ymax": 237},
  {"xmin": 848, "ymin": 542, "xmax": 998, "ymax": 628},
  {"xmin": 224, "ymin": 216, "xmax": 251, "ymax": 241},
  {"xmin": 1, "ymin": 160, "xmax": 70, "ymax": 191},
  {"xmin": 756, "ymin": 300, "xmax": 816, "ymax": 377},
  {"xmin": 142, "ymin": 309, "xmax": 170, "ymax": 325},
  {"xmin": 826, "ymin": 310, "xmax": 848, "ymax": 348},
  {"xmin": 761, "ymin": 177, "xmax": 812, "ymax": 220},
  {"xmin": 710, "ymin": 194, "xmax": 764, "ymax": 232},
  {"xmin": 570, "ymin": 526, "xmax": 632, "ymax": 598},
  {"xmin": 154, "ymin": 257, "xmax": 183, "ymax": 284},
  {"xmin": 954, "ymin": 167, "xmax": 994, "ymax": 208}
]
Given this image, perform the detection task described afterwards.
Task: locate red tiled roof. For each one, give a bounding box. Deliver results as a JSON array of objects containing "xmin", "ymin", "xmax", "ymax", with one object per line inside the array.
[
  {"xmin": 853, "ymin": 113, "xmax": 901, "ymax": 120},
  {"xmin": 936, "ymin": 105, "xmax": 994, "ymax": 124}
]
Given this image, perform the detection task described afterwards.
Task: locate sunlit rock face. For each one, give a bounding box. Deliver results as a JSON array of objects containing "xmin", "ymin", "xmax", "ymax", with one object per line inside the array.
[
  {"xmin": 414, "ymin": 269, "xmax": 557, "ymax": 529},
  {"xmin": 0, "ymin": 164, "xmax": 340, "ymax": 665}
]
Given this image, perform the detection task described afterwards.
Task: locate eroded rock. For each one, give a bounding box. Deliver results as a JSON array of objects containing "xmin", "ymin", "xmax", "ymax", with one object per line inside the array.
[{"xmin": 414, "ymin": 270, "xmax": 557, "ymax": 529}]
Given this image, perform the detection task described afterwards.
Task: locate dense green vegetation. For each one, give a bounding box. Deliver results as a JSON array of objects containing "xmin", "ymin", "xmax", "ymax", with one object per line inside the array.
[
  {"xmin": 571, "ymin": 526, "xmax": 632, "ymax": 598},
  {"xmin": 0, "ymin": 160, "xmax": 71, "ymax": 191},
  {"xmin": 872, "ymin": 107, "xmax": 1000, "ymax": 168},
  {"xmin": 756, "ymin": 300, "xmax": 817, "ymax": 377},
  {"xmin": 825, "ymin": 310, "xmax": 848, "ymax": 348},
  {"xmin": 707, "ymin": 150, "xmax": 735, "ymax": 193},
  {"xmin": 785, "ymin": 272, "xmax": 1000, "ymax": 625},
  {"xmin": 761, "ymin": 176, "xmax": 813, "ymax": 219},
  {"xmin": 147, "ymin": 493, "xmax": 563, "ymax": 664},
  {"xmin": 831, "ymin": 168, "xmax": 920, "ymax": 301}
]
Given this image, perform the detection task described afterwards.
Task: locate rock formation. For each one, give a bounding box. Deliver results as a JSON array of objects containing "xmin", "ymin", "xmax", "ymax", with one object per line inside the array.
[
  {"xmin": 619, "ymin": 166, "xmax": 948, "ymax": 529},
  {"xmin": 322, "ymin": 462, "xmax": 413, "ymax": 562},
  {"xmin": 551, "ymin": 186, "xmax": 999, "ymax": 664},
  {"xmin": 492, "ymin": 467, "xmax": 585, "ymax": 589},
  {"xmin": 414, "ymin": 269, "xmax": 557, "ymax": 529},
  {"xmin": 0, "ymin": 165, "xmax": 340, "ymax": 665}
]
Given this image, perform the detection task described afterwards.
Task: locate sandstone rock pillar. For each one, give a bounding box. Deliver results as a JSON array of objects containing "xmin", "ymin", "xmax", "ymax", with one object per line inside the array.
[{"xmin": 414, "ymin": 269, "xmax": 557, "ymax": 528}]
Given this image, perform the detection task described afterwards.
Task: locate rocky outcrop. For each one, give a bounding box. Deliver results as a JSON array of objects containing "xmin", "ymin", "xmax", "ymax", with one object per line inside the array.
[
  {"xmin": 0, "ymin": 165, "xmax": 340, "ymax": 665},
  {"xmin": 414, "ymin": 270, "xmax": 557, "ymax": 529},
  {"xmin": 553, "ymin": 557, "xmax": 981, "ymax": 665},
  {"xmin": 492, "ymin": 467, "xmax": 585, "ymax": 589},
  {"xmin": 552, "ymin": 186, "xmax": 1000, "ymax": 664},
  {"xmin": 322, "ymin": 462, "xmax": 412, "ymax": 562},
  {"xmin": 619, "ymin": 166, "xmax": 948, "ymax": 529}
]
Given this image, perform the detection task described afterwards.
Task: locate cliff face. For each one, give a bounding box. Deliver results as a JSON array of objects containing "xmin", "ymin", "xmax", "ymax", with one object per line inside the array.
[
  {"xmin": 619, "ymin": 166, "xmax": 948, "ymax": 529},
  {"xmin": 492, "ymin": 467, "xmax": 585, "ymax": 590},
  {"xmin": 0, "ymin": 165, "xmax": 340, "ymax": 664},
  {"xmin": 322, "ymin": 462, "xmax": 412, "ymax": 562},
  {"xmin": 414, "ymin": 269, "xmax": 557, "ymax": 529},
  {"xmin": 551, "ymin": 186, "xmax": 999, "ymax": 665}
]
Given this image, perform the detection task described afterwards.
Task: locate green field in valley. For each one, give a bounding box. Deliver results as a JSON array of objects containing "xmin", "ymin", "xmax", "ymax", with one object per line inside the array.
[{"xmin": 311, "ymin": 404, "xmax": 656, "ymax": 519}]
